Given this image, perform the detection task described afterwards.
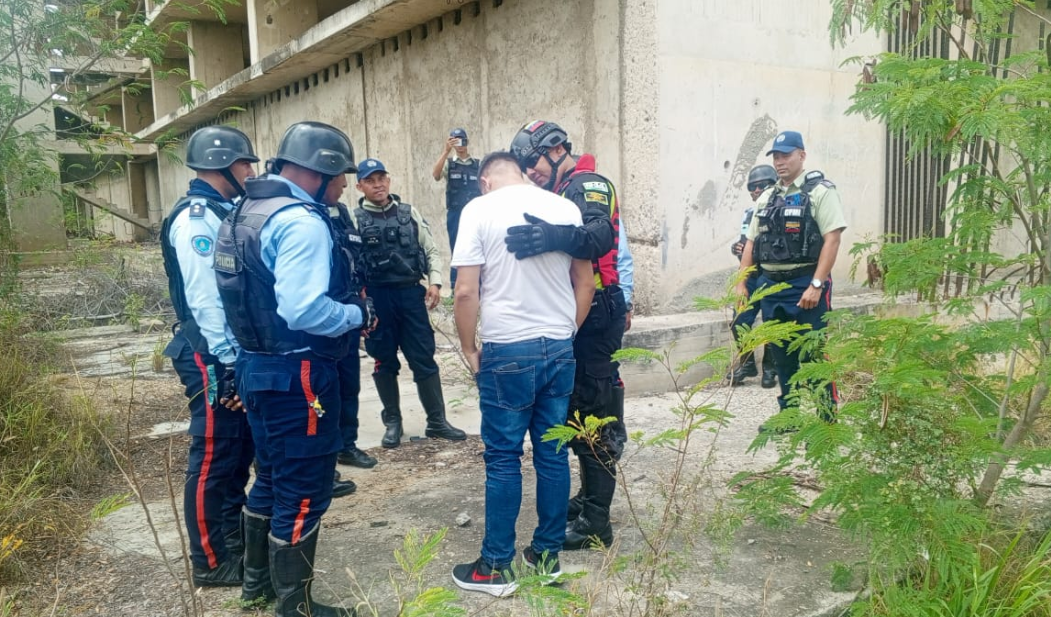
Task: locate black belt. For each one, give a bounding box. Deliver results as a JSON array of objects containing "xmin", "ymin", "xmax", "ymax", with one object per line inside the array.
[{"xmin": 760, "ymin": 265, "xmax": 816, "ymax": 283}]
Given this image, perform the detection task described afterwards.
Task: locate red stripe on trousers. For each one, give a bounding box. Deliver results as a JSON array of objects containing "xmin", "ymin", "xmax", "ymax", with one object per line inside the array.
[
  {"xmin": 300, "ymin": 360, "xmax": 317, "ymax": 436},
  {"xmin": 292, "ymin": 498, "xmax": 311, "ymax": 544},
  {"xmin": 192, "ymin": 353, "xmax": 218, "ymax": 569}
]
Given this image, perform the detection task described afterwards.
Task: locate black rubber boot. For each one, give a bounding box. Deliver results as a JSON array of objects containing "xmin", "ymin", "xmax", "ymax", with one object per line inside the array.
[
  {"xmin": 270, "ymin": 524, "xmax": 355, "ymax": 617},
  {"xmin": 193, "ymin": 553, "xmax": 243, "ymax": 587},
  {"xmin": 730, "ymin": 353, "xmax": 758, "ymax": 385},
  {"xmin": 331, "ymin": 469, "xmax": 356, "ymax": 499},
  {"xmin": 760, "ymin": 345, "xmax": 777, "ymax": 389},
  {"xmin": 241, "ymin": 508, "xmax": 276, "ymax": 606},
  {"xmin": 563, "ymin": 456, "xmax": 616, "ymax": 551},
  {"xmin": 374, "ymin": 373, "xmax": 403, "ymax": 449},
  {"xmin": 417, "ymin": 374, "xmax": 466, "ymax": 441}
]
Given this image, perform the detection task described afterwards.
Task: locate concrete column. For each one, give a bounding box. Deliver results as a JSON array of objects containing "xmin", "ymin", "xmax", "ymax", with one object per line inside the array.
[
  {"xmin": 187, "ymin": 21, "xmax": 246, "ymax": 91},
  {"xmin": 127, "ymin": 162, "xmax": 150, "ymax": 241},
  {"xmin": 4, "ymin": 166, "xmax": 67, "ymax": 252},
  {"xmin": 247, "ymin": 0, "xmax": 318, "ymax": 63},
  {"xmin": 122, "ymin": 87, "xmax": 155, "ymax": 134},
  {"xmin": 150, "ymin": 58, "xmax": 190, "ymax": 119}
]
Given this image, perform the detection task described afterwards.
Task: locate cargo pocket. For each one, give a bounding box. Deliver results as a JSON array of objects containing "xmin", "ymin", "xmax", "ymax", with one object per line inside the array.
[
  {"xmin": 284, "ymin": 430, "xmax": 341, "ymax": 459},
  {"xmin": 547, "ymin": 358, "xmax": 577, "ymax": 399}
]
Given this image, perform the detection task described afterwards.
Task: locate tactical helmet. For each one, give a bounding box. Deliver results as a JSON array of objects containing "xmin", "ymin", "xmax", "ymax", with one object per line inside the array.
[
  {"xmin": 186, "ymin": 126, "xmax": 259, "ymax": 171},
  {"xmin": 450, "ymin": 128, "xmax": 468, "ymax": 139},
  {"xmin": 274, "ymin": 122, "xmax": 357, "ymax": 176},
  {"xmin": 509, "ymin": 121, "xmax": 571, "ymax": 170},
  {"xmin": 746, "ymin": 164, "xmax": 778, "ymax": 191}
]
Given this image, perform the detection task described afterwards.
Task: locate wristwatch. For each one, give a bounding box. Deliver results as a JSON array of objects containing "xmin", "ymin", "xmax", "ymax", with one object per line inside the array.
[
  {"xmin": 810, "ymin": 278, "xmax": 824, "ymax": 290},
  {"xmin": 625, "ymin": 302, "xmax": 634, "ymax": 313}
]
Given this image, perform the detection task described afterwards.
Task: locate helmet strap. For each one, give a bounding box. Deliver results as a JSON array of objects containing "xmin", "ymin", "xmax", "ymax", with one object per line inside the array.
[
  {"xmin": 541, "ymin": 150, "xmax": 569, "ymax": 192},
  {"xmin": 314, "ymin": 174, "xmax": 332, "ymax": 203},
  {"xmin": 220, "ymin": 167, "xmax": 246, "ymax": 199}
]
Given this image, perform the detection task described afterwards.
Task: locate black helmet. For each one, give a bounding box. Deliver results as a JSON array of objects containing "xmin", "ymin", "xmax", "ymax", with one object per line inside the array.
[
  {"xmin": 746, "ymin": 164, "xmax": 778, "ymax": 190},
  {"xmin": 509, "ymin": 120, "xmax": 571, "ymax": 171},
  {"xmin": 186, "ymin": 126, "xmax": 259, "ymax": 171},
  {"xmin": 274, "ymin": 122, "xmax": 357, "ymax": 176}
]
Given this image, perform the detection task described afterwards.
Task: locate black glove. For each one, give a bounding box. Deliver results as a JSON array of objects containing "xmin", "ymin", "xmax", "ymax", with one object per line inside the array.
[
  {"xmin": 349, "ymin": 296, "xmax": 379, "ymax": 331},
  {"xmin": 504, "ymin": 213, "xmax": 577, "ymax": 259},
  {"xmin": 216, "ymin": 364, "xmax": 237, "ymax": 405}
]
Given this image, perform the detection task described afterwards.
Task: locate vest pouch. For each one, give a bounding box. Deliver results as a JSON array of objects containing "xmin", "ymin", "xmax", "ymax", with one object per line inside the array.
[
  {"xmin": 397, "ymin": 225, "xmax": 412, "ymax": 248},
  {"xmin": 363, "ymin": 225, "xmax": 383, "ymax": 248},
  {"xmin": 384, "ymin": 226, "xmax": 399, "ymax": 245}
]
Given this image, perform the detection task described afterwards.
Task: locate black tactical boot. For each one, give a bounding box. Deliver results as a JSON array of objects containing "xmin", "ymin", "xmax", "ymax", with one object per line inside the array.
[
  {"xmin": 193, "ymin": 553, "xmax": 243, "ymax": 587},
  {"xmin": 760, "ymin": 345, "xmax": 777, "ymax": 389},
  {"xmin": 374, "ymin": 373, "xmax": 403, "ymax": 449},
  {"xmin": 730, "ymin": 353, "xmax": 759, "ymax": 385},
  {"xmin": 332, "ymin": 469, "xmax": 356, "ymax": 499},
  {"xmin": 241, "ymin": 508, "xmax": 276, "ymax": 606},
  {"xmin": 269, "ymin": 524, "xmax": 355, "ymax": 617},
  {"xmin": 563, "ymin": 456, "xmax": 616, "ymax": 551},
  {"xmin": 337, "ymin": 446, "xmax": 377, "ymax": 469},
  {"xmin": 417, "ymin": 374, "xmax": 466, "ymax": 441}
]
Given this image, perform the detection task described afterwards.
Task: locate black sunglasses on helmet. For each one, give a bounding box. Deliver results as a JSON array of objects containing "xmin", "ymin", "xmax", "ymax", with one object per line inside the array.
[{"xmin": 747, "ymin": 180, "xmax": 773, "ymax": 193}]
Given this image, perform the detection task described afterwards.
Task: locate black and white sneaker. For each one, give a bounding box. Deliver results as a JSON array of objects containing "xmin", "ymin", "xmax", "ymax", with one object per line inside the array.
[
  {"xmin": 522, "ymin": 546, "xmax": 562, "ymax": 583},
  {"xmin": 451, "ymin": 557, "xmax": 517, "ymax": 597}
]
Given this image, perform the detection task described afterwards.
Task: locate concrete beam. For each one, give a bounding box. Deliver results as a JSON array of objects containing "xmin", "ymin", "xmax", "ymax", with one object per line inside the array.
[
  {"xmin": 248, "ymin": 0, "xmax": 319, "ymax": 64},
  {"xmin": 150, "ymin": 58, "xmax": 190, "ymax": 119},
  {"xmin": 49, "ymin": 55, "xmax": 149, "ymax": 75},
  {"xmin": 135, "ymin": 0, "xmax": 455, "ymax": 141},
  {"xmin": 146, "ymin": 0, "xmax": 249, "ymax": 27},
  {"xmin": 188, "ymin": 21, "xmax": 247, "ymax": 91},
  {"xmin": 44, "ymin": 139, "xmax": 157, "ymax": 157}
]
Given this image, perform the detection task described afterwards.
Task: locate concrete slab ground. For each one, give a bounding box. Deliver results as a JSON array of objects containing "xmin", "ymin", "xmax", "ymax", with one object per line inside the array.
[{"xmin": 74, "ymin": 306, "xmax": 866, "ymax": 617}]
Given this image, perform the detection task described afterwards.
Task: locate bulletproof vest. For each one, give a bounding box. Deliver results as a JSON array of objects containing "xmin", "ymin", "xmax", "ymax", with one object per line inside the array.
[
  {"xmin": 328, "ymin": 203, "xmax": 366, "ymax": 295},
  {"xmin": 445, "ymin": 158, "xmax": 481, "ymax": 211},
  {"xmin": 213, "ymin": 177, "xmax": 354, "ymax": 360},
  {"xmin": 558, "ymin": 170, "xmax": 620, "ymax": 289},
  {"xmin": 160, "ymin": 195, "xmax": 229, "ymax": 354},
  {"xmin": 752, "ymin": 171, "xmax": 828, "ymax": 267},
  {"xmin": 353, "ymin": 200, "xmax": 428, "ymax": 287}
]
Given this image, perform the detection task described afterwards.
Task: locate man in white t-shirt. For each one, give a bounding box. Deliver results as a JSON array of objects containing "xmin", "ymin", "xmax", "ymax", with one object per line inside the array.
[{"xmin": 449, "ymin": 152, "xmax": 595, "ymax": 597}]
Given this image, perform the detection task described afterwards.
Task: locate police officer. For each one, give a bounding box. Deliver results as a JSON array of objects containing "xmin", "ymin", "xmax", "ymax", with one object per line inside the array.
[
  {"xmin": 215, "ymin": 121, "xmax": 375, "ymax": 616},
  {"xmin": 506, "ymin": 120, "xmax": 626, "ymax": 551},
  {"xmin": 160, "ymin": 126, "xmax": 257, "ymax": 588},
  {"xmin": 431, "ymin": 128, "xmax": 481, "ymax": 289},
  {"xmin": 736, "ymin": 131, "xmax": 846, "ymax": 423},
  {"xmin": 354, "ymin": 158, "xmax": 466, "ymax": 449},
  {"xmin": 329, "ymin": 201, "xmax": 379, "ymax": 470},
  {"xmin": 728, "ymin": 165, "xmax": 778, "ymax": 389}
]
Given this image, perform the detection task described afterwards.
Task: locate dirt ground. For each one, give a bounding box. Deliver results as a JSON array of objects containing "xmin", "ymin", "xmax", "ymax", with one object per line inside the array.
[{"xmin": 1, "ymin": 318, "xmax": 872, "ymax": 617}]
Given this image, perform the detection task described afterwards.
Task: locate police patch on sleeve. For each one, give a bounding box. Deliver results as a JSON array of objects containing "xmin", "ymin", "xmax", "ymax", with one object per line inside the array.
[
  {"xmin": 584, "ymin": 191, "xmax": 610, "ymax": 205},
  {"xmin": 192, "ymin": 235, "xmax": 214, "ymax": 256},
  {"xmin": 582, "ymin": 181, "xmax": 609, "ymax": 193}
]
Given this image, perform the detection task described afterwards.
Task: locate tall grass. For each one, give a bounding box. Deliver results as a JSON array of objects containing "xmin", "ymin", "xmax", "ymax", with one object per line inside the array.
[{"xmin": 0, "ymin": 313, "xmax": 110, "ymax": 583}]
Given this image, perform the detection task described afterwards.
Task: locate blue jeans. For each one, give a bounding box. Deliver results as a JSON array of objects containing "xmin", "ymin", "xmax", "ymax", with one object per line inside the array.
[{"xmin": 476, "ymin": 337, "xmax": 575, "ymax": 567}]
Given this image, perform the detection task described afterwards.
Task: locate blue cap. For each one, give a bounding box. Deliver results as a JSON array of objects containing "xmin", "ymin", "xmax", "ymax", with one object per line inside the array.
[
  {"xmin": 356, "ymin": 158, "xmax": 387, "ymax": 180},
  {"xmin": 450, "ymin": 128, "xmax": 468, "ymax": 139},
  {"xmin": 766, "ymin": 131, "xmax": 805, "ymax": 155}
]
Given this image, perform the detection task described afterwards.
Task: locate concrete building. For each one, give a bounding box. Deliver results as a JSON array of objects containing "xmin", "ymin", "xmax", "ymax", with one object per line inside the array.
[{"xmin": 79, "ymin": 0, "xmax": 1004, "ymax": 311}]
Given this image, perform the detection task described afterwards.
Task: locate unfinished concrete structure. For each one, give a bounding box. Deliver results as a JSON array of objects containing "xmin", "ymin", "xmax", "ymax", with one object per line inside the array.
[{"xmin": 86, "ymin": 0, "xmax": 891, "ymax": 310}]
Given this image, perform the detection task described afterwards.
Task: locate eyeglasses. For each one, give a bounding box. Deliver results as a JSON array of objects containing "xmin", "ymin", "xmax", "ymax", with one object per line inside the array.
[
  {"xmin": 517, "ymin": 148, "xmax": 547, "ymax": 171},
  {"xmin": 747, "ymin": 181, "xmax": 773, "ymax": 193}
]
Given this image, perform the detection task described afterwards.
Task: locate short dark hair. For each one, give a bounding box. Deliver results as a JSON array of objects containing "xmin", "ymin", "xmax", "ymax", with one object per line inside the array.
[{"xmin": 479, "ymin": 151, "xmax": 522, "ymax": 178}]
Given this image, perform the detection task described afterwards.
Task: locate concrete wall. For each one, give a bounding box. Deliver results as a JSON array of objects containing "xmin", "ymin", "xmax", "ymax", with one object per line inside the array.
[
  {"xmin": 652, "ymin": 0, "xmax": 884, "ymax": 308},
  {"xmin": 143, "ymin": 0, "xmax": 884, "ymax": 310}
]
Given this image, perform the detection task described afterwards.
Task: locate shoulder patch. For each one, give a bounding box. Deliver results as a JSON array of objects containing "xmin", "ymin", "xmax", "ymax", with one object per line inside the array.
[
  {"xmin": 582, "ymin": 181, "xmax": 609, "ymax": 193},
  {"xmin": 189, "ymin": 200, "xmax": 206, "ymax": 218},
  {"xmin": 804, "ymin": 170, "xmax": 825, "ymax": 183},
  {"xmin": 820, "ymin": 179, "xmax": 836, "ymax": 189},
  {"xmin": 191, "ymin": 235, "xmax": 214, "ymax": 256},
  {"xmin": 584, "ymin": 191, "xmax": 610, "ymax": 205}
]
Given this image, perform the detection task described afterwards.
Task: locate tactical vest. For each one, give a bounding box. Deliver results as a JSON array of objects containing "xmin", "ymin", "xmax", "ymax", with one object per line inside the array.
[
  {"xmin": 558, "ymin": 171, "xmax": 620, "ymax": 289},
  {"xmin": 446, "ymin": 158, "xmax": 481, "ymax": 211},
  {"xmin": 160, "ymin": 195, "xmax": 229, "ymax": 355},
  {"xmin": 752, "ymin": 171, "xmax": 828, "ymax": 267},
  {"xmin": 328, "ymin": 202, "xmax": 367, "ymax": 296},
  {"xmin": 353, "ymin": 200, "xmax": 428, "ymax": 287},
  {"xmin": 213, "ymin": 177, "xmax": 354, "ymax": 360}
]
